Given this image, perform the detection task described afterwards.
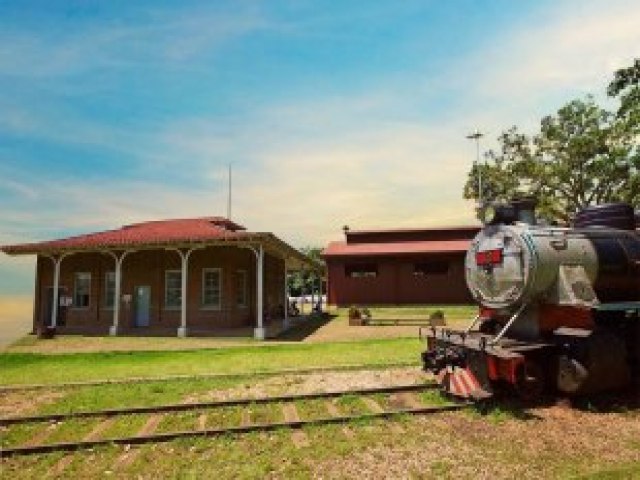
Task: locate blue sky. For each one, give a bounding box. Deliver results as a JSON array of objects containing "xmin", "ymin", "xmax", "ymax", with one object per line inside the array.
[{"xmin": 1, "ymin": 0, "xmax": 639, "ymax": 296}]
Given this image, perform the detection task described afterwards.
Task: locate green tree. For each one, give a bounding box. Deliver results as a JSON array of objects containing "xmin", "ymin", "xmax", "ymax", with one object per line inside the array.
[
  {"xmin": 608, "ymin": 58, "xmax": 640, "ymax": 204},
  {"xmin": 464, "ymin": 62, "xmax": 639, "ymax": 221},
  {"xmin": 608, "ymin": 57, "xmax": 640, "ymax": 125},
  {"xmin": 463, "ymin": 126, "xmax": 532, "ymax": 204},
  {"xmin": 287, "ymin": 246, "xmax": 325, "ymax": 297}
]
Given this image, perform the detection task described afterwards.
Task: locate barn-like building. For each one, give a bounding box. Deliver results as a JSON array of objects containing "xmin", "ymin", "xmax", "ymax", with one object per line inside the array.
[
  {"xmin": 1, "ymin": 217, "xmax": 319, "ymax": 339},
  {"xmin": 322, "ymin": 225, "xmax": 480, "ymax": 306}
]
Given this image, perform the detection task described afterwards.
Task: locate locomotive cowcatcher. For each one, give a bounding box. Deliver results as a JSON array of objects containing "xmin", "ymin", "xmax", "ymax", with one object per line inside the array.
[{"xmin": 421, "ymin": 200, "xmax": 640, "ymax": 400}]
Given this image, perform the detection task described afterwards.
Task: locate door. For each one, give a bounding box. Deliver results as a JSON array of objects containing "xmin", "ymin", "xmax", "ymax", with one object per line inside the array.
[{"xmin": 134, "ymin": 286, "xmax": 151, "ymax": 327}]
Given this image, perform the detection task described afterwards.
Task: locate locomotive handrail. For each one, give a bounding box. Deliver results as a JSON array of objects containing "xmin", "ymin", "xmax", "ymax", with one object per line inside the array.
[
  {"xmin": 464, "ymin": 314, "xmax": 481, "ymax": 334},
  {"xmin": 489, "ymin": 303, "xmax": 527, "ymax": 346}
]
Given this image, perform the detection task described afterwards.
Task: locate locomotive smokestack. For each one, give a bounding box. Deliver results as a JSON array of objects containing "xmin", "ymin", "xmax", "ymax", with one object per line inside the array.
[{"xmin": 512, "ymin": 198, "xmax": 537, "ymax": 225}]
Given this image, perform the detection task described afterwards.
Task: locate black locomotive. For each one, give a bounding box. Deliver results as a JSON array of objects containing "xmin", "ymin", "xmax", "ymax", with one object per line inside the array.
[{"xmin": 422, "ymin": 201, "xmax": 640, "ymax": 399}]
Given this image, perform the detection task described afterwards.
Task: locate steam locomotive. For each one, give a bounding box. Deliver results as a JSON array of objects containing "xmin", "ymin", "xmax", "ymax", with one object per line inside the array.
[{"xmin": 422, "ymin": 201, "xmax": 640, "ymax": 400}]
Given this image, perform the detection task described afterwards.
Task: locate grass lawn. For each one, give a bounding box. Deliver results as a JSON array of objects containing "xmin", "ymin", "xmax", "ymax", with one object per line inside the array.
[
  {"xmin": 334, "ymin": 304, "xmax": 476, "ymax": 320},
  {"xmin": 2, "ymin": 304, "xmax": 476, "ymax": 355},
  {"xmin": 0, "ymin": 337, "xmax": 423, "ymax": 386}
]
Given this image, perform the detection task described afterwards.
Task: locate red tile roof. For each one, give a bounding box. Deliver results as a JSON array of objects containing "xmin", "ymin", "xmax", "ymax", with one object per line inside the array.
[
  {"xmin": 2, "ymin": 216, "xmax": 322, "ymax": 271},
  {"xmin": 322, "ymin": 239, "xmax": 472, "ymax": 257},
  {"xmin": 346, "ymin": 225, "xmax": 480, "ymax": 235},
  {"xmin": 2, "ymin": 217, "xmax": 256, "ymax": 255}
]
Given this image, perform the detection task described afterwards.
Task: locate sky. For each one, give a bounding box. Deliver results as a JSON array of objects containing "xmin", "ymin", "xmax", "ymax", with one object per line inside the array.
[{"xmin": 1, "ymin": 0, "xmax": 639, "ymax": 297}]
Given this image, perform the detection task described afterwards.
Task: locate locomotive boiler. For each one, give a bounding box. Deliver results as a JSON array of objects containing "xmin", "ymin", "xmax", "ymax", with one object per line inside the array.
[{"xmin": 422, "ymin": 201, "xmax": 640, "ymax": 400}]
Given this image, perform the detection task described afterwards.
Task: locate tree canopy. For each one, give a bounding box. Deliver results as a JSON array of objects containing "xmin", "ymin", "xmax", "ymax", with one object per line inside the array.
[
  {"xmin": 287, "ymin": 246, "xmax": 324, "ymax": 297},
  {"xmin": 464, "ymin": 59, "xmax": 639, "ymax": 222}
]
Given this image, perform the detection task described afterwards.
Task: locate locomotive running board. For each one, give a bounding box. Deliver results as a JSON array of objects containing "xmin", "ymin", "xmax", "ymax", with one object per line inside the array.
[{"xmin": 428, "ymin": 329, "xmax": 552, "ymax": 360}]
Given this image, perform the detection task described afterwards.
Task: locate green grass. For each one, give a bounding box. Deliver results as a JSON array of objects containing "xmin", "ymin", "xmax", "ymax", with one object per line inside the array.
[
  {"xmin": 1, "ymin": 423, "xmax": 44, "ymax": 448},
  {"xmin": 154, "ymin": 410, "xmax": 202, "ymax": 433},
  {"xmin": 335, "ymin": 304, "xmax": 476, "ymax": 319},
  {"xmin": 245, "ymin": 402, "xmax": 284, "ymax": 425},
  {"xmin": 295, "ymin": 399, "xmax": 332, "ymax": 420},
  {"xmin": 0, "ymin": 337, "xmax": 422, "ymax": 386},
  {"xmin": 44, "ymin": 418, "xmax": 98, "ymax": 444},
  {"xmin": 334, "ymin": 394, "xmax": 370, "ymax": 416},
  {"xmin": 205, "ymin": 406, "xmax": 244, "ymax": 429},
  {"xmin": 99, "ymin": 414, "xmax": 149, "ymax": 439},
  {"xmin": 418, "ymin": 389, "xmax": 452, "ymax": 406},
  {"xmin": 573, "ymin": 462, "xmax": 640, "ymax": 479},
  {"xmin": 34, "ymin": 377, "xmax": 244, "ymax": 414}
]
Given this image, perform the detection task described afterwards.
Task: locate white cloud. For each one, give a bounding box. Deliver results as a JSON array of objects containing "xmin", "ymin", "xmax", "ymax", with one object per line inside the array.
[
  {"xmin": 454, "ymin": 0, "xmax": 640, "ymax": 122},
  {"xmin": 0, "ymin": 6, "xmax": 272, "ymax": 79}
]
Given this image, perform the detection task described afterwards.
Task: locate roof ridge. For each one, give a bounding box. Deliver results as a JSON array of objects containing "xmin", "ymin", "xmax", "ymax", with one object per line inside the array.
[{"xmin": 122, "ymin": 216, "xmax": 228, "ymax": 229}]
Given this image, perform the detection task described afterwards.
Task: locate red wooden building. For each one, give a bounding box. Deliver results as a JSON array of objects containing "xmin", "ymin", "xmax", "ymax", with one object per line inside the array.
[
  {"xmin": 1, "ymin": 217, "xmax": 319, "ymax": 339},
  {"xmin": 322, "ymin": 225, "xmax": 480, "ymax": 306}
]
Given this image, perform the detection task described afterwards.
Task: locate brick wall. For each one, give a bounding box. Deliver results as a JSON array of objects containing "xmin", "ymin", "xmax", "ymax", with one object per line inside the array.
[
  {"xmin": 326, "ymin": 254, "xmax": 473, "ymax": 306},
  {"xmin": 35, "ymin": 246, "xmax": 285, "ymax": 335}
]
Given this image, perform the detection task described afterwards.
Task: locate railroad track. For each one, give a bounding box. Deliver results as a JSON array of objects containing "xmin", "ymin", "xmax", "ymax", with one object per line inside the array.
[
  {"xmin": 1, "ymin": 382, "xmax": 467, "ymax": 458},
  {"xmin": 0, "ymin": 362, "xmax": 420, "ymax": 392}
]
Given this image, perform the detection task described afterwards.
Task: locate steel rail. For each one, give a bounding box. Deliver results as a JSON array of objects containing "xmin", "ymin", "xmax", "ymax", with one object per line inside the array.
[
  {"xmin": 0, "ymin": 403, "xmax": 467, "ymax": 458},
  {"xmin": 0, "ymin": 383, "xmax": 438, "ymax": 426}
]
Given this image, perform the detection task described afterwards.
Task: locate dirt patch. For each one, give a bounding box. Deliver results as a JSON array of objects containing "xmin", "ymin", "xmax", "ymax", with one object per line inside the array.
[
  {"xmin": 183, "ymin": 367, "xmax": 430, "ymax": 403},
  {"xmin": 310, "ymin": 406, "xmax": 640, "ymax": 479},
  {"xmin": 0, "ymin": 389, "xmax": 65, "ymax": 417}
]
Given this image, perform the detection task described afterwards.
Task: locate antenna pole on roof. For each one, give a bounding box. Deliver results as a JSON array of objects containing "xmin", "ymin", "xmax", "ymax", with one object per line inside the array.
[{"xmin": 227, "ymin": 163, "xmax": 232, "ymax": 220}]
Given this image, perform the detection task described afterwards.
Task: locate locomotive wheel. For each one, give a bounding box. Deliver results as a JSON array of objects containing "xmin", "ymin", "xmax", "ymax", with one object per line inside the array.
[{"xmin": 514, "ymin": 360, "xmax": 546, "ymax": 402}]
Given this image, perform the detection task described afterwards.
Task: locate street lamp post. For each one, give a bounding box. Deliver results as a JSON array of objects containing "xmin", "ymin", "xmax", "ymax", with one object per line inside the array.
[{"xmin": 466, "ymin": 129, "xmax": 484, "ymax": 206}]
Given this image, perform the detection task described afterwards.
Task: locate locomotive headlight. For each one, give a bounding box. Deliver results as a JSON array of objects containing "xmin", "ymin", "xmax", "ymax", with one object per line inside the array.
[{"xmin": 481, "ymin": 205, "xmax": 497, "ymax": 224}]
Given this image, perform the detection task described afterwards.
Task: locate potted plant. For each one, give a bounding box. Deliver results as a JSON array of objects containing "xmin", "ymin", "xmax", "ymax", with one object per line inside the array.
[{"xmin": 348, "ymin": 306, "xmax": 362, "ymax": 326}]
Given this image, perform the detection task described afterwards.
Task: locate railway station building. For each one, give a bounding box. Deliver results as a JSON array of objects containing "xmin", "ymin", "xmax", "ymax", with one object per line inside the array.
[
  {"xmin": 322, "ymin": 225, "xmax": 480, "ymax": 306},
  {"xmin": 1, "ymin": 217, "xmax": 320, "ymax": 340}
]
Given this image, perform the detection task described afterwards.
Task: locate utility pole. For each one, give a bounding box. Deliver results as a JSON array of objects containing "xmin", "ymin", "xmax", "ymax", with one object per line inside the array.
[
  {"xmin": 466, "ymin": 129, "xmax": 484, "ymax": 205},
  {"xmin": 227, "ymin": 163, "xmax": 232, "ymax": 220}
]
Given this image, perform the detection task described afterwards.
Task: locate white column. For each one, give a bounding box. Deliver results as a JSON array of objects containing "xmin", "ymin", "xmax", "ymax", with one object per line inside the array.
[
  {"xmin": 177, "ymin": 249, "xmax": 194, "ymax": 338},
  {"xmin": 254, "ymin": 244, "xmax": 265, "ymax": 340},
  {"xmin": 108, "ymin": 251, "xmax": 130, "ymax": 336},
  {"xmin": 51, "ymin": 257, "xmax": 62, "ymax": 328},
  {"xmin": 283, "ymin": 261, "xmax": 289, "ymax": 329}
]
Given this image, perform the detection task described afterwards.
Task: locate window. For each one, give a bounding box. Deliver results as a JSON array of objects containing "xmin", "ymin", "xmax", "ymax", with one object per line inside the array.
[
  {"xmin": 345, "ymin": 264, "xmax": 378, "ymax": 278},
  {"xmin": 105, "ymin": 272, "xmax": 115, "ymax": 309},
  {"xmin": 165, "ymin": 270, "xmax": 182, "ymax": 308},
  {"xmin": 414, "ymin": 261, "xmax": 450, "ymax": 276},
  {"xmin": 73, "ymin": 272, "xmax": 91, "ymax": 308},
  {"xmin": 202, "ymin": 268, "xmax": 222, "ymax": 309},
  {"xmin": 236, "ymin": 270, "xmax": 248, "ymax": 307}
]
